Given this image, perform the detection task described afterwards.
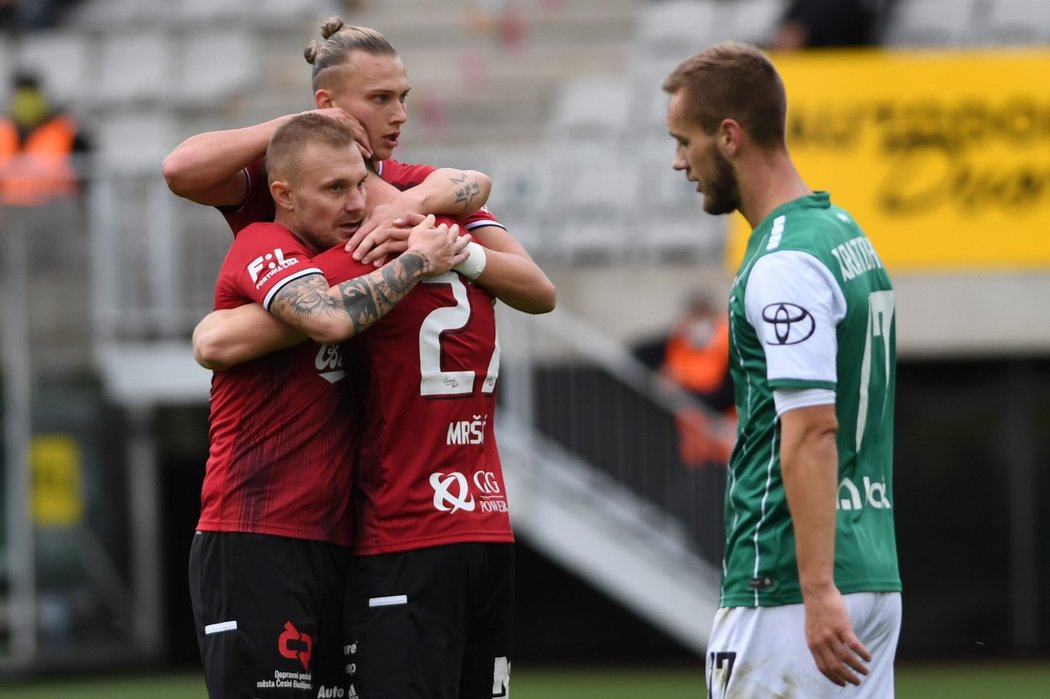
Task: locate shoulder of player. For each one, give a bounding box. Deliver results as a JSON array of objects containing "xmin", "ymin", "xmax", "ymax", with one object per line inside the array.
[
  {"xmin": 313, "ymin": 243, "xmax": 373, "ymax": 283},
  {"xmin": 774, "ymin": 206, "xmax": 863, "ymax": 253},
  {"xmin": 377, "ymin": 158, "xmax": 435, "ymax": 186}
]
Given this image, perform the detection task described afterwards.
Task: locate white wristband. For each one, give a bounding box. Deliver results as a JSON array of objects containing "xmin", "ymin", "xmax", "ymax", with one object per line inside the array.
[{"xmin": 454, "ymin": 241, "xmax": 487, "ymax": 280}]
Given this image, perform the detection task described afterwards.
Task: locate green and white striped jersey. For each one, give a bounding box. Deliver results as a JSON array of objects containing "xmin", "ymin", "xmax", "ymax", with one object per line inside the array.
[{"xmin": 721, "ymin": 191, "xmax": 901, "ymax": 608}]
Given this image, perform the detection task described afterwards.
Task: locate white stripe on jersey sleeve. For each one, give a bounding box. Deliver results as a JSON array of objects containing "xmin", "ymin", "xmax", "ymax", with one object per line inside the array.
[
  {"xmin": 261, "ymin": 267, "xmax": 325, "ymax": 310},
  {"xmin": 773, "ymin": 387, "xmax": 836, "ymax": 417}
]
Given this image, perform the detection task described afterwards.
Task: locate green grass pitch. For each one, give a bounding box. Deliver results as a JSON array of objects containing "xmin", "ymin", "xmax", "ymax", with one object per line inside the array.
[{"xmin": 0, "ymin": 663, "xmax": 1048, "ymax": 698}]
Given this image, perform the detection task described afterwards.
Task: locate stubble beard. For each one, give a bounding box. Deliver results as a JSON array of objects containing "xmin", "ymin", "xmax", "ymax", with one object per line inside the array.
[{"xmin": 701, "ymin": 149, "xmax": 741, "ymax": 217}]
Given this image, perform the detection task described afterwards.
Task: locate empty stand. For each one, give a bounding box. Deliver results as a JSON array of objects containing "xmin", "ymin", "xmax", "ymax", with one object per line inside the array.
[
  {"xmin": 93, "ymin": 110, "xmax": 177, "ymax": 172},
  {"xmin": 173, "ymin": 0, "xmax": 248, "ymax": 26},
  {"xmin": 172, "ymin": 29, "xmax": 259, "ymax": 110},
  {"xmin": 716, "ymin": 0, "xmax": 787, "ymax": 46},
  {"xmin": 970, "ymin": 0, "xmax": 1050, "ymax": 46},
  {"xmin": 13, "ymin": 30, "xmax": 91, "ymax": 109},
  {"xmin": 883, "ymin": 0, "xmax": 978, "ymax": 46},
  {"xmin": 88, "ymin": 30, "xmax": 173, "ymax": 109},
  {"xmin": 547, "ymin": 75, "xmax": 632, "ymax": 143},
  {"xmin": 633, "ymin": 0, "xmax": 722, "ymax": 60}
]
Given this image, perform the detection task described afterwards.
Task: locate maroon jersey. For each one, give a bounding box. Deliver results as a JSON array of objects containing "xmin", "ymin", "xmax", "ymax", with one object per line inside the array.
[
  {"xmin": 313, "ymin": 229, "xmax": 514, "ymax": 555},
  {"xmin": 222, "ymin": 159, "xmax": 505, "ymax": 235},
  {"xmin": 199, "ymin": 222, "xmax": 356, "ymax": 546}
]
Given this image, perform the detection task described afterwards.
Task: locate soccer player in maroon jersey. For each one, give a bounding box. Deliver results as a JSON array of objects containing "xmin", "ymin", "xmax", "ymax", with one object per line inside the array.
[
  {"xmin": 162, "ymin": 18, "xmax": 554, "ymax": 312},
  {"xmin": 189, "ymin": 114, "xmax": 470, "ymax": 699},
  {"xmin": 195, "ymin": 168, "xmax": 520, "ymax": 699}
]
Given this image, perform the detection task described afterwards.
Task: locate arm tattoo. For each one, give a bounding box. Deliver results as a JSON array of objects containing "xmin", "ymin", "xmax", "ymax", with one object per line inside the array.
[
  {"xmin": 269, "ymin": 274, "xmax": 343, "ymax": 328},
  {"xmin": 450, "ymin": 171, "xmax": 482, "ymax": 211},
  {"xmin": 336, "ymin": 252, "xmax": 427, "ymax": 336},
  {"xmin": 265, "ymin": 255, "xmax": 428, "ymax": 341}
]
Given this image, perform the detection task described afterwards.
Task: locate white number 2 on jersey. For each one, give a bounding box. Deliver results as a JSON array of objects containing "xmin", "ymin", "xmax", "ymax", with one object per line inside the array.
[
  {"xmin": 856, "ymin": 290, "xmax": 894, "ymax": 450},
  {"xmin": 419, "ymin": 272, "xmax": 500, "ymax": 397}
]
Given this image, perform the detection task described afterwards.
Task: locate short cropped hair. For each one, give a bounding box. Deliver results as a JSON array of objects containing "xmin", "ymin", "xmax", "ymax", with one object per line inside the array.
[
  {"xmin": 304, "ymin": 16, "xmax": 398, "ymax": 91},
  {"xmin": 266, "ymin": 112, "xmax": 359, "ymax": 185},
  {"xmin": 663, "ymin": 41, "xmax": 787, "ymax": 150}
]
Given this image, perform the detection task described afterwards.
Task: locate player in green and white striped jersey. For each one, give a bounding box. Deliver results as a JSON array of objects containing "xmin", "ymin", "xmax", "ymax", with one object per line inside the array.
[{"xmin": 664, "ymin": 42, "xmax": 901, "ymax": 698}]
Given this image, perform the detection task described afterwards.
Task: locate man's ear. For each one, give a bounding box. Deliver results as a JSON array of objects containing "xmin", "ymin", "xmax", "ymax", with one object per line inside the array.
[
  {"xmin": 271, "ymin": 180, "xmax": 294, "ymax": 211},
  {"xmin": 719, "ymin": 118, "xmax": 742, "ymax": 157},
  {"xmin": 315, "ymin": 89, "xmax": 332, "ymax": 109}
]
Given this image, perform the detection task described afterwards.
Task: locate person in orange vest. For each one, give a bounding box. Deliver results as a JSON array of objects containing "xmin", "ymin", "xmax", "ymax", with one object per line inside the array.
[
  {"xmin": 659, "ymin": 293, "xmax": 736, "ymax": 467},
  {"xmin": 1, "ymin": 69, "xmax": 92, "ymax": 372},
  {"xmin": 0, "ymin": 69, "xmax": 91, "ymax": 208}
]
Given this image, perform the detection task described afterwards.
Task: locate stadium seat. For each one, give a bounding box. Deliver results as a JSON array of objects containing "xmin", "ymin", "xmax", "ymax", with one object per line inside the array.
[
  {"xmin": 62, "ymin": 0, "xmax": 171, "ymax": 28},
  {"xmin": 483, "ymin": 151, "xmax": 552, "ymax": 255},
  {"xmin": 542, "ymin": 143, "xmax": 639, "ymax": 261},
  {"xmin": 970, "ymin": 0, "xmax": 1050, "ymax": 46},
  {"xmin": 173, "ymin": 0, "xmax": 248, "ymax": 26},
  {"xmin": 14, "ymin": 31, "xmax": 91, "ymax": 109},
  {"xmin": 633, "ymin": 0, "xmax": 723, "ymax": 59},
  {"xmin": 173, "ymin": 29, "xmax": 259, "ymax": 110},
  {"xmin": 89, "ymin": 30, "xmax": 173, "ymax": 109},
  {"xmin": 93, "ymin": 110, "xmax": 177, "ymax": 173},
  {"xmin": 253, "ymin": 0, "xmax": 337, "ymax": 27},
  {"xmin": 716, "ymin": 0, "xmax": 788, "ymax": 45},
  {"xmin": 546, "ymin": 75, "xmax": 632, "ymax": 143},
  {"xmin": 882, "ymin": 0, "xmax": 978, "ymax": 47}
]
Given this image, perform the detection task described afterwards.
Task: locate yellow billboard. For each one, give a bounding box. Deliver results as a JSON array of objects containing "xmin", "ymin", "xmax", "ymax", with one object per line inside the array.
[{"xmin": 727, "ymin": 50, "xmax": 1050, "ymax": 272}]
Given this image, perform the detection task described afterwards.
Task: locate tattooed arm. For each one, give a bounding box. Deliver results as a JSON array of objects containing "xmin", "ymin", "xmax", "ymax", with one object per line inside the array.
[
  {"xmin": 193, "ymin": 217, "xmax": 467, "ymax": 370},
  {"xmin": 346, "ymin": 168, "xmax": 491, "ymax": 265},
  {"xmin": 268, "ymin": 249, "xmax": 431, "ymax": 346}
]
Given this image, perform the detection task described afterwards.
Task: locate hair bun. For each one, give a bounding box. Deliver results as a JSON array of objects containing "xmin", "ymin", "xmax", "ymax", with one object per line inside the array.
[{"xmin": 320, "ymin": 16, "xmax": 345, "ymax": 40}]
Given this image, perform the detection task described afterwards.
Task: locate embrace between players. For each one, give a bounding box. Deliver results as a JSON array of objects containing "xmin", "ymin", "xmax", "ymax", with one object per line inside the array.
[{"xmin": 163, "ymin": 18, "xmax": 554, "ymax": 699}]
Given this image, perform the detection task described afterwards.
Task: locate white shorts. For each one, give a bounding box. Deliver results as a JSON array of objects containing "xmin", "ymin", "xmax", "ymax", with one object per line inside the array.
[{"xmin": 706, "ymin": 592, "xmax": 901, "ymax": 699}]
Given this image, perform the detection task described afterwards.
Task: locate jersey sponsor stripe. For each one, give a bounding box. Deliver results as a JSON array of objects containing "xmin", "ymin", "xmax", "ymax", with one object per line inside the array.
[
  {"xmin": 204, "ymin": 620, "xmax": 238, "ymax": 635},
  {"xmin": 368, "ymin": 595, "xmax": 408, "ymax": 607}
]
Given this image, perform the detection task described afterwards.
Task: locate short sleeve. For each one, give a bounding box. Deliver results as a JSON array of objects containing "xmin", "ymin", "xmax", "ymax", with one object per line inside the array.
[
  {"xmin": 744, "ymin": 250, "xmax": 846, "ymax": 389},
  {"xmin": 215, "ymin": 223, "xmax": 322, "ymax": 311}
]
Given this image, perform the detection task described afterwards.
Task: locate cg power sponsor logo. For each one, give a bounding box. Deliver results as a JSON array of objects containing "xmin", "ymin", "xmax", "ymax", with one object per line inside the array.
[
  {"xmin": 248, "ymin": 247, "xmax": 299, "ymax": 289},
  {"xmin": 430, "ymin": 470, "xmax": 508, "ymax": 514},
  {"xmin": 837, "ymin": 476, "xmax": 891, "ymax": 511}
]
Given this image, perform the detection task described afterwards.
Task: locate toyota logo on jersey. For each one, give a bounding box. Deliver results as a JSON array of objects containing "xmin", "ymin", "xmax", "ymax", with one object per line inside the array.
[{"xmin": 761, "ymin": 302, "xmax": 815, "ymax": 345}]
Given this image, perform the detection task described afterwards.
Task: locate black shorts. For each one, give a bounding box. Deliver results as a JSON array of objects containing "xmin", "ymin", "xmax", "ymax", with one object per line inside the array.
[
  {"xmin": 188, "ymin": 531, "xmax": 351, "ymax": 699},
  {"xmin": 344, "ymin": 542, "xmax": 514, "ymax": 699}
]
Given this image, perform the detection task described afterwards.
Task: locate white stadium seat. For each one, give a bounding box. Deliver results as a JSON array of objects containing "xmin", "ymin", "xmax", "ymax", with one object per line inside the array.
[
  {"xmin": 970, "ymin": 0, "xmax": 1050, "ymax": 46},
  {"xmin": 883, "ymin": 0, "xmax": 978, "ymax": 47}
]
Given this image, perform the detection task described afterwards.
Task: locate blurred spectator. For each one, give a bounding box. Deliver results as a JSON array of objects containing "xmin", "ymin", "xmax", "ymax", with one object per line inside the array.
[
  {"xmin": 0, "ymin": 68, "xmax": 92, "ymax": 372},
  {"xmin": 634, "ymin": 292, "xmax": 736, "ymax": 467},
  {"xmin": 0, "ymin": 0, "xmax": 81, "ymax": 34},
  {"xmin": 0, "ymin": 69, "xmax": 91, "ymax": 209},
  {"xmin": 770, "ymin": 0, "xmax": 896, "ymax": 50},
  {"xmin": 661, "ymin": 293, "xmax": 733, "ymax": 413}
]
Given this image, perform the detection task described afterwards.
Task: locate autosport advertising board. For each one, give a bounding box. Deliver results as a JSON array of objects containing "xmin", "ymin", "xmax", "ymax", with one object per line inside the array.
[{"xmin": 726, "ymin": 49, "xmax": 1050, "ymax": 272}]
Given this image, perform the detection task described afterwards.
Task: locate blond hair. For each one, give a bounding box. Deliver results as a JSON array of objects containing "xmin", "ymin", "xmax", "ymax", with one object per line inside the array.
[{"xmin": 304, "ymin": 16, "xmax": 398, "ymax": 91}]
